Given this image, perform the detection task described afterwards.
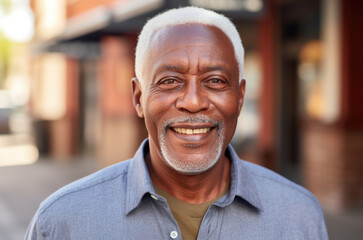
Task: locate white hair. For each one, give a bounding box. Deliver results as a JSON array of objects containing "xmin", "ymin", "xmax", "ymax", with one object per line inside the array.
[{"xmin": 135, "ymin": 6, "xmax": 244, "ymax": 83}]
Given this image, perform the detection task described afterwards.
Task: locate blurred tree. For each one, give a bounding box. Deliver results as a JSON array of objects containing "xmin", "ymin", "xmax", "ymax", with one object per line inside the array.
[
  {"xmin": 0, "ymin": 34, "xmax": 12, "ymax": 89},
  {"xmin": 0, "ymin": 0, "xmax": 13, "ymax": 89},
  {"xmin": 0, "ymin": 0, "xmax": 11, "ymax": 12}
]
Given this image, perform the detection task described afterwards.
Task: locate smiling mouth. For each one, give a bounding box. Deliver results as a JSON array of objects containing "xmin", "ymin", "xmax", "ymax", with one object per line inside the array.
[{"xmin": 173, "ymin": 127, "xmax": 212, "ymax": 135}]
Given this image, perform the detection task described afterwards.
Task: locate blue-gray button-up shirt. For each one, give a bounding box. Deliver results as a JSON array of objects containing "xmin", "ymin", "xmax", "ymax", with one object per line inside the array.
[{"xmin": 26, "ymin": 140, "xmax": 328, "ymax": 239}]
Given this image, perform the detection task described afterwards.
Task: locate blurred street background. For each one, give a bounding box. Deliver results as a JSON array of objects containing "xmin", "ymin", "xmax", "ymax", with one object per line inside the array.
[{"xmin": 0, "ymin": 0, "xmax": 362, "ymax": 239}]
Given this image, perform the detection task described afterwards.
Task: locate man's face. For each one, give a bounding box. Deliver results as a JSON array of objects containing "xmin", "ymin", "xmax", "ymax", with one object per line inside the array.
[{"xmin": 133, "ymin": 24, "xmax": 245, "ymax": 175}]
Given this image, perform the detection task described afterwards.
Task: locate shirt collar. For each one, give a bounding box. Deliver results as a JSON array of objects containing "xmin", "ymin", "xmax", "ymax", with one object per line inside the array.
[
  {"xmin": 125, "ymin": 139, "xmax": 155, "ymax": 215},
  {"xmin": 125, "ymin": 139, "xmax": 263, "ymax": 214},
  {"xmin": 214, "ymin": 145, "xmax": 263, "ymax": 212}
]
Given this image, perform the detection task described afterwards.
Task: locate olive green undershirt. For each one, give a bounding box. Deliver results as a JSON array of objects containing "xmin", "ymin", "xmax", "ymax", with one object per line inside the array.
[{"xmin": 154, "ymin": 184, "xmax": 230, "ymax": 240}]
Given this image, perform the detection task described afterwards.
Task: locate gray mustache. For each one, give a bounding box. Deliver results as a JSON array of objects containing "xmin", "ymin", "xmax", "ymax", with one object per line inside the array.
[{"xmin": 162, "ymin": 115, "xmax": 221, "ymax": 135}]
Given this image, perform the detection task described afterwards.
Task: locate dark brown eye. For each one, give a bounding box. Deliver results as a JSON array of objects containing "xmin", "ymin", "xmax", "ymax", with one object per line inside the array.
[
  {"xmin": 163, "ymin": 79, "xmax": 177, "ymax": 84},
  {"xmin": 203, "ymin": 78, "xmax": 228, "ymax": 90},
  {"xmin": 158, "ymin": 78, "xmax": 183, "ymax": 90},
  {"xmin": 209, "ymin": 79, "xmax": 223, "ymax": 84}
]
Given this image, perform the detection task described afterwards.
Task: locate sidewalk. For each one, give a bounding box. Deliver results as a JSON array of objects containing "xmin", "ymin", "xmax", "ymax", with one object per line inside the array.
[
  {"xmin": 0, "ymin": 155, "xmax": 362, "ymax": 240},
  {"xmin": 0, "ymin": 155, "xmax": 97, "ymax": 240}
]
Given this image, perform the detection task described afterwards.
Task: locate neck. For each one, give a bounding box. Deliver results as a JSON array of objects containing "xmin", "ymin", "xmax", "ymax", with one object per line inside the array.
[{"xmin": 146, "ymin": 150, "xmax": 231, "ymax": 204}]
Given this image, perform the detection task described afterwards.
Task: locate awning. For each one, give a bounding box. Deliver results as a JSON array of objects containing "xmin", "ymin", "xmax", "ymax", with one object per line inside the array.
[
  {"xmin": 33, "ymin": 0, "xmax": 265, "ymax": 56},
  {"xmin": 57, "ymin": 0, "xmax": 265, "ymax": 42}
]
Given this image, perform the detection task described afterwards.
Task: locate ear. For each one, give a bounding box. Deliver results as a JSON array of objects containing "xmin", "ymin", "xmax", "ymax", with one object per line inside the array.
[
  {"xmin": 237, "ymin": 79, "xmax": 246, "ymax": 114},
  {"xmin": 131, "ymin": 77, "xmax": 144, "ymax": 118}
]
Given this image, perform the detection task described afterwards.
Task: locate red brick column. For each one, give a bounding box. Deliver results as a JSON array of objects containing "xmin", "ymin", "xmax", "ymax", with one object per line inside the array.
[
  {"xmin": 49, "ymin": 58, "xmax": 80, "ymax": 158},
  {"xmin": 98, "ymin": 36, "xmax": 147, "ymax": 167},
  {"xmin": 255, "ymin": 0, "xmax": 277, "ymax": 170},
  {"xmin": 302, "ymin": 0, "xmax": 363, "ymax": 212},
  {"xmin": 302, "ymin": 122, "xmax": 363, "ymax": 211}
]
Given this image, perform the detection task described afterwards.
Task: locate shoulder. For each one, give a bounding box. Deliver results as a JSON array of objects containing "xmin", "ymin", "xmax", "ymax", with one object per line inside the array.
[
  {"xmin": 239, "ymin": 160, "xmax": 323, "ymax": 214},
  {"xmin": 238, "ymin": 160, "xmax": 328, "ymax": 237},
  {"xmin": 38, "ymin": 159, "xmax": 131, "ymax": 216},
  {"xmin": 26, "ymin": 160, "xmax": 133, "ymax": 239}
]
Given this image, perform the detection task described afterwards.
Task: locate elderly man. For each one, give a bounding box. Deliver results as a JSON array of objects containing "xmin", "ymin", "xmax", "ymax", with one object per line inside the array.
[{"xmin": 26, "ymin": 7, "xmax": 328, "ymax": 240}]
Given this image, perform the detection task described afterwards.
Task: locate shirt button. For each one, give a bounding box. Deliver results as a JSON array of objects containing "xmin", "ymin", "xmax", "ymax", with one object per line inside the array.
[
  {"xmin": 170, "ymin": 230, "xmax": 178, "ymax": 239},
  {"xmin": 150, "ymin": 194, "xmax": 158, "ymax": 200}
]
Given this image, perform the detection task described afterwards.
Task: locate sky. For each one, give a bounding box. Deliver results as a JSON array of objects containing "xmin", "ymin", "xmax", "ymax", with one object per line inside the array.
[{"xmin": 0, "ymin": 0, "xmax": 34, "ymax": 43}]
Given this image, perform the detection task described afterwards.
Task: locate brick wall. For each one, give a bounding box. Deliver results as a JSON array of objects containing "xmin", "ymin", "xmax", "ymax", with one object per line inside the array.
[{"xmin": 302, "ymin": 122, "xmax": 363, "ymax": 212}]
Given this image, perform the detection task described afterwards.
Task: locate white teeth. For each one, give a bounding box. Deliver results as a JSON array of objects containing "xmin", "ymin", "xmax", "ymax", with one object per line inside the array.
[{"xmin": 173, "ymin": 128, "xmax": 211, "ymax": 134}]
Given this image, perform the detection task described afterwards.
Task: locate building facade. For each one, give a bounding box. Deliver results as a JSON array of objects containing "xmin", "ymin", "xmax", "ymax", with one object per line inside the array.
[{"xmin": 29, "ymin": 0, "xmax": 363, "ymax": 212}]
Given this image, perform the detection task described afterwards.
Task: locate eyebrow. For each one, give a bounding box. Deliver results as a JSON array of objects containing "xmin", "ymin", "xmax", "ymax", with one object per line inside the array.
[
  {"xmin": 199, "ymin": 64, "xmax": 232, "ymax": 76},
  {"xmin": 155, "ymin": 63, "xmax": 232, "ymax": 76},
  {"xmin": 158, "ymin": 65, "xmax": 187, "ymax": 73},
  {"xmin": 200, "ymin": 65, "xmax": 226, "ymax": 72}
]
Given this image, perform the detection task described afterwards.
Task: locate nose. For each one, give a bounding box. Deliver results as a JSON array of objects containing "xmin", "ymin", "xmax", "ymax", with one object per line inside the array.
[{"xmin": 175, "ymin": 80, "xmax": 209, "ymax": 113}]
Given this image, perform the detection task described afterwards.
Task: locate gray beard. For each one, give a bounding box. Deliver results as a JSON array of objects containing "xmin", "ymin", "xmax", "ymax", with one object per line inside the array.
[{"xmin": 159, "ymin": 115, "xmax": 224, "ymax": 175}]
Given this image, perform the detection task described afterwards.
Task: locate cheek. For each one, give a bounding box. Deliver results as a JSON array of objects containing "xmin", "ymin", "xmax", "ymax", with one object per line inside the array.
[
  {"xmin": 143, "ymin": 94, "xmax": 176, "ymax": 131},
  {"xmin": 211, "ymin": 93, "xmax": 240, "ymax": 138},
  {"xmin": 212, "ymin": 92, "xmax": 240, "ymax": 118}
]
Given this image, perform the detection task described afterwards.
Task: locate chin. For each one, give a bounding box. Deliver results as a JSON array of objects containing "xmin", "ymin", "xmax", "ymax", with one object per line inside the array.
[{"xmin": 159, "ymin": 133, "xmax": 225, "ymax": 175}]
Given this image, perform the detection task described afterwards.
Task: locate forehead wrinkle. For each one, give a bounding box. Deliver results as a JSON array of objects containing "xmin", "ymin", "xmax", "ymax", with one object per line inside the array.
[
  {"xmin": 197, "ymin": 53, "xmax": 234, "ymax": 76},
  {"xmin": 152, "ymin": 51, "xmax": 189, "ymax": 78}
]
